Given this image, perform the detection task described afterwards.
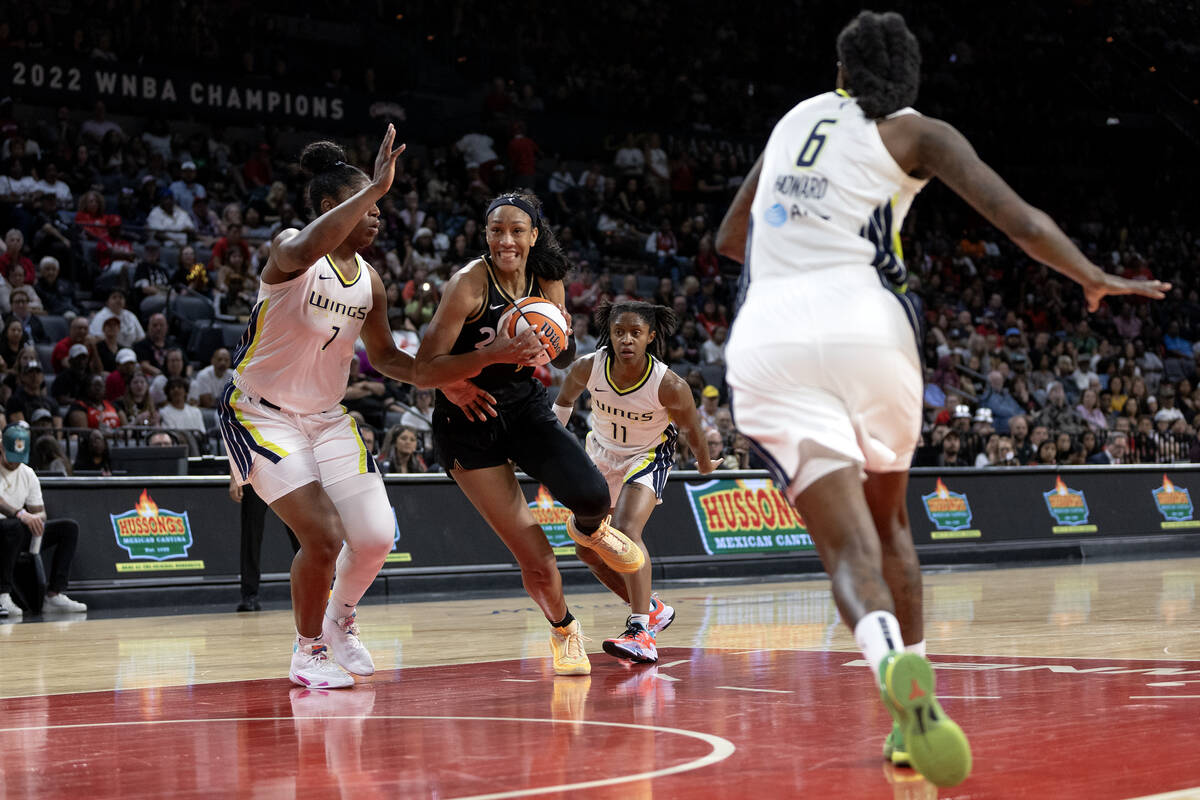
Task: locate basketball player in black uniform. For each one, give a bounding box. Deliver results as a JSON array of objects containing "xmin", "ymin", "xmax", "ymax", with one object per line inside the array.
[{"xmin": 414, "ymin": 192, "xmax": 644, "ymax": 675}]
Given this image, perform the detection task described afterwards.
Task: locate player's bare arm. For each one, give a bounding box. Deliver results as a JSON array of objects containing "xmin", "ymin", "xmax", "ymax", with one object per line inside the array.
[
  {"xmin": 413, "ymin": 260, "xmax": 544, "ymax": 387},
  {"xmin": 715, "ymin": 153, "xmax": 763, "ymax": 263},
  {"xmin": 659, "ymin": 372, "xmax": 717, "ymax": 474},
  {"xmin": 884, "ymin": 114, "xmax": 1170, "ymax": 311},
  {"xmin": 264, "ymin": 125, "xmax": 405, "ymax": 281},
  {"xmin": 552, "ymin": 352, "xmax": 597, "ymax": 423}
]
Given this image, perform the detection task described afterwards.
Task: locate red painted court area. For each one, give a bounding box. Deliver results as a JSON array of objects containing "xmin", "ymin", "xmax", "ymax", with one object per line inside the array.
[{"xmin": 2, "ymin": 649, "xmax": 1198, "ymax": 799}]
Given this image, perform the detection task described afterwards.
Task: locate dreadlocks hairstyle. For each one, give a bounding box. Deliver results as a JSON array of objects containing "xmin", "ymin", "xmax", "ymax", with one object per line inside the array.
[
  {"xmin": 593, "ymin": 300, "xmax": 678, "ymax": 362},
  {"xmin": 484, "ymin": 191, "xmax": 572, "ymax": 281},
  {"xmin": 300, "ymin": 141, "xmax": 369, "ymax": 217},
  {"xmin": 836, "ymin": 11, "xmax": 921, "ymax": 120}
]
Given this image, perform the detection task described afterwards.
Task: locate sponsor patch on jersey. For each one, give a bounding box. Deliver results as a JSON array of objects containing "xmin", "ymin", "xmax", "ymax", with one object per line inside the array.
[{"xmin": 764, "ymin": 203, "xmax": 787, "ymax": 227}]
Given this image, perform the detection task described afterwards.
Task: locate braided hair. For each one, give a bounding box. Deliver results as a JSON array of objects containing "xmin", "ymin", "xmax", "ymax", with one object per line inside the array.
[
  {"xmin": 836, "ymin": 11, "xmax": 921, "ymax": 120},
  {"xmin": 593, "ymin": 300, "xmax": 678, "ymax": 361},
  {"xmin": 484, "ymin": 191, "xmax": 572, "ymax": 281},
  {"xmin": 300, "ymin": 141, "xmax": 368, "ymax": 216}
]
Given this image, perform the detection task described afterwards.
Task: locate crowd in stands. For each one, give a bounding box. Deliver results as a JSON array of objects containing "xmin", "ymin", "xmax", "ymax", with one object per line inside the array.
[{"xmin": 0, "ymin": 0, "xmax": 1195, "ymax": 476}]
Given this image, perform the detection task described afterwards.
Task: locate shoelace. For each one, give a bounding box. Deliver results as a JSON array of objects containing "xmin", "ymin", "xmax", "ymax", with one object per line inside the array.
[{"xmin": 564, "ymin": 630, "xmax": 592, "ymax": 660}]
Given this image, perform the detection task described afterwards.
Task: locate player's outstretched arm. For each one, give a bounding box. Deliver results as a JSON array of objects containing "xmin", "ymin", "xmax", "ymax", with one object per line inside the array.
[
  {"xmin": 271, "ymin": 125, "xmax": 406, "ymax": 276},
  {"xmin": 553, "ymin": 353, "xmax": 596, "ymax": 425},
  {"xmin": 715, "ymin": 154, "xmax": 763, "ymax": 264},
  {"xmin": 361, "ymin": 268, "xmax": 497, "ymax": 420},
  {"xmin": 660, "ymin": 372, "xmax": 718, "ymax": 474},
  {"xmin": 907, "ymin": 116, "xmax": 1169, "ymax": 311}
]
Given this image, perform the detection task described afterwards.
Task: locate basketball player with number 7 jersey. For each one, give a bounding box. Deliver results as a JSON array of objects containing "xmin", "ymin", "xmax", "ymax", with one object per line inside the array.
[
  {"xmin": 218, "ymin": 127, "xmax": 494, "ymax": 690},
  {"xmin": 554, "ymin": 300, "xmax": 719, "ymax": 664}
]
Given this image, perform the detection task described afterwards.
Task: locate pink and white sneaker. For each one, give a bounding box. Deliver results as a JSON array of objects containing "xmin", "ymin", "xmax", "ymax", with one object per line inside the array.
[{"xmin": 289, "ymin": 640, "xmax": 354, "ymax": 689}]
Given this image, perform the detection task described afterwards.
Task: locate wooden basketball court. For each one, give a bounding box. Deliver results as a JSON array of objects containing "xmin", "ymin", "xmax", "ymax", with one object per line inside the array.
[{"xmin": 3, "ymin": 557, "xmax": 1200, "ymax": 798}]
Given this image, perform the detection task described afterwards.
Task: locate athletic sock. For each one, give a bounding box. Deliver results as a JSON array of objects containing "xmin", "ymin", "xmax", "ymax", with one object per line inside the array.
[
  {"xmin": 326, "ymin": 598, "xmax": 353, "ymax": 623},
  {"xmin": 853, "ymin": 610, "xmax": 904, "ymax": 678},
  {"xmin": 550, "ymin": 610, "xmax": 575, "ymax": 630},
  {"xmin": 905, "ymin": 639, "xmax": 927, "ymax": 658},
  {"xmin": 629, "ymin": 613, "xmax": 650, "ymax": 631},
  {"xmin": 297, "ymin": 632, "xmax": 325, "ymax": 649}
]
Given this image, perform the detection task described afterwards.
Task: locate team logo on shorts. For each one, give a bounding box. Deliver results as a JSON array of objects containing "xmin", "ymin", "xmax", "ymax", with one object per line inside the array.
[
  {"xmin": 764, "ymin": 203, "xmax": 788, "ymax": 227},
  {"xmin": 1043, "ymin": 476, "xmax": 1096, "ymax": 534},
  {"xmin": 921, "ymin": 478, "xmax": 980, "ymax": 539},
  {"xmin": 110, "ymin": 489, "xmax": 194, "ymax": 562},
  {"xmin": 385, "ymin": 506, "xmax": 412, "ymax": 563},
  {"xmin": 529, "ymin": 485, "xmax": 574, "ymax": 553},
  {"xmin": 1153, "ymin": 475, "xmax": 1200, "ymax": 529}
]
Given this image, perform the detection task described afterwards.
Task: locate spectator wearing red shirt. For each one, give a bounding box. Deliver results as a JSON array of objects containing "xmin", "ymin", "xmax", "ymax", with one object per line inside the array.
[
  {"xmin": 209, "ymin": 223, "xmax": 251, "ymax": 276},
  {"xmin": 105, "ymin": 348, "xmax": 139, "ymax": 401},
  {"xmin": 507, "ymin": 122, "xmax": 539, "ymax": 189},
  {"xmin": 66, "ymin": 374, "xmax": 125, "ymax": 430},
  {"xmin": 242, "ymin": 143, "xmax": 272, "ymax": 189},
  {"xmin": 0, "ymin": 229, "xmax": 36, "ymax": 284}
]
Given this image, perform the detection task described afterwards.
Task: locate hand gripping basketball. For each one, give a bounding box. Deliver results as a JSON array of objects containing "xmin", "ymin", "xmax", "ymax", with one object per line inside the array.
[{"xmin": 498, "ymin": 298, "xmax": 569, "ymax": 366}]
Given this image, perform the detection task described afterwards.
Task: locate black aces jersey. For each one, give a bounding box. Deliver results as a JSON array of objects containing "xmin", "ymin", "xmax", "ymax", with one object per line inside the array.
[{"xmin": 439, "ymin": 256, "xmax": 549, "ymax": 403}]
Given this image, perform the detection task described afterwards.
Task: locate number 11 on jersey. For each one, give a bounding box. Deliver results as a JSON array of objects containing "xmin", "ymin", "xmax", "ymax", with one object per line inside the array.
[{"xmin": 611, "ymin": 421, "xmax": 627, "ymax": 443}]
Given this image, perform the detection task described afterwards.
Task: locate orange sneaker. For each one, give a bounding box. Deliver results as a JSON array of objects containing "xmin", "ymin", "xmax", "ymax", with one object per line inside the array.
[
  {"xmin": 566, "ymin": 515, "xmax": 644, "ymax": 574},
  {"xmin": 603, "ymin": 620, "xmax": 659, "ymax": 663}
]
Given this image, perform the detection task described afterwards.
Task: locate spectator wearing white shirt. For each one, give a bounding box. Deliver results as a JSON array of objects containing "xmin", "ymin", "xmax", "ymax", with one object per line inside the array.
[
  {"xmin": 168, "ymin": 161, "xmax": 206, "ymax": 216},
  {"xmin": 0, "ymin": 423, "xmax": 87, "ymax": 617},
  {"xmin": 89, "ymin": 288, "xmax": 145, "ymax": 347},
  {"xmin": 159, "ymin": 377, "xmax": 205, "ymax": 432},
  {"xmin": 188, "ymin": 348, "xmax": 232, "ymax": 408},
  {"xmin": 613, "ymin": 133, "xmax": 645, "ymax": 177},
  {"xmin": 0, "ymin": 157, "xmax": 38, "ymax": 204},
  {"xmin": 32, "ymin": 162, "xmax": 73, "ymax": 209},
  {"xmin": 702, "ymin": 325, "xmax": 728, "ymax": 366},
  {"xmin": 146, "ymin": 191, "xmax": 195, "ymax": 246},
  {"xmin": 80, "ymin": 101, "xmax": 123, "ymax": 144}
]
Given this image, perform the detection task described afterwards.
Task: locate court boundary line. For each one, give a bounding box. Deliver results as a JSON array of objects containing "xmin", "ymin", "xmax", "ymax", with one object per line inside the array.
[
  {"xmin": 0, "ymin": 714, "xmax": 735, "ymax": 799},
  {"xmin": 5, "ymin": 646, "xmax": 1199, "ymax": 702},
  {"xmin": 1124, "ymin": 788, "xmax": 1200, "ymax": 799}
]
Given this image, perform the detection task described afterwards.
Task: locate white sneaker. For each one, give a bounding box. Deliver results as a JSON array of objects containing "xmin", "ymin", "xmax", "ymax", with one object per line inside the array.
[
  {"xmin": 43, "ymin": 593, "xmax": 87, "ymax": 613},
  {"xmin": 289, "ymin": 640, "xmax": 354, "ymax": 689},
  {"xmin": 322, "ymin": 610, "xmax": 376, "ymax": 675},
  {"xmin": 0, "ymin": 593, "xmax": 22, "ymax": 618}
]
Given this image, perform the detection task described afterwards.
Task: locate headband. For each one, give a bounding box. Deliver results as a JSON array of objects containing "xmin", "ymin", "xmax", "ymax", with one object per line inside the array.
[{"xmin": 486, "ymin": 195, "xmax": 539, "ymax": 228}]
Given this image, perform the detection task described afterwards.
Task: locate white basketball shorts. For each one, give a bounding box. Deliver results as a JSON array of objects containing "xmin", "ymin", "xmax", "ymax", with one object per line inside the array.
[
  {"xmin": 218, "ymin": 382, "xmax": 379, "ymax": 504},
  {"xmin": 725, "ymin": 267, "xmax": 922, "ymax": 501},
  {"xmin": 586, "ymin": 428, "xmax": 678, "ymax": 508}
]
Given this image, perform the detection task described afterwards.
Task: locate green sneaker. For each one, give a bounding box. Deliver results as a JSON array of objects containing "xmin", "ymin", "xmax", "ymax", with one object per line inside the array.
[
  {"xmin": 879, "ymin": 651, "xmax": 972, "ymax": 787},
  {"xmin": 882, "ymin": 720, "xmax": 911, "ymax": 767}
]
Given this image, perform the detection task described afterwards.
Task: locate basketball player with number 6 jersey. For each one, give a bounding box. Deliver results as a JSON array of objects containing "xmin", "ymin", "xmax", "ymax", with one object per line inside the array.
[
  {"xmin": 717, "ymin": 11, "xmax": 1169, "ymax": 787},
  {"xmin": 219, "ymin": 128, "xmax": 493, "ymax": 690},
  {"xmin": 554, "ymin": 301, "xmax": 718, "ymax": 663}
]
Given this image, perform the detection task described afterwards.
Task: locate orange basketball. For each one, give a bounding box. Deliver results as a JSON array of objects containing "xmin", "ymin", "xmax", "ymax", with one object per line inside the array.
[{"xmin": 501, "ymin": 297, "xmax": 569, "ymax": 365}]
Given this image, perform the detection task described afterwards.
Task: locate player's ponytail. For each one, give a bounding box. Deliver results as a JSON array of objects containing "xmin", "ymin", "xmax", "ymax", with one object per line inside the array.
[
  {"xmin": 485, "ymin": 191, "xmax": 571, "ymax": 281},
  {"xmin": 836, "ymin": 11, "xmax": 921, "ymax": 120},
  {"xmin": 300, "ymin": 140, "xmax": 368, "ymax": 216},
  {"xmin": 594, "ymin": 300, "xmax": 677, "ymax": 361}
]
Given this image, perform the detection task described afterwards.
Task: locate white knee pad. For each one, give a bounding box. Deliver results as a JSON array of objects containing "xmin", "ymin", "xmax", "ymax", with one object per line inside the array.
[{"xmin": 326, "ymin": 473, "xmax": 395, "ymax": 612}]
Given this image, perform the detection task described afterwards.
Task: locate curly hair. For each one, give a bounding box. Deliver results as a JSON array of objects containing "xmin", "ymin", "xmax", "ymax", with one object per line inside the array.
[
  {"xmin": 593, "ymin": 300, "xmax": 678, "ymax": 361},
  {"xmin": 484, "ymin": 191, "xmax": 572, "ymax": 281},
  {"xmin": 836, "ymin": 10, "xmax": 921, "ymax": 119},
  {"xmin": 299, "ymin": 140, "xmax": 368, "ymax": 216}
]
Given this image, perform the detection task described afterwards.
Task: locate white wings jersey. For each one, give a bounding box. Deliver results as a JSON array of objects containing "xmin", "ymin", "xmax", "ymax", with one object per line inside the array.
[
  {"xmin": 748, "ymin": 90, "xmax": 929, "ymax": 288},
  {"xmin": 586, "ymin": 350, "xmax": 675, "ymax": 458},
  {"xmin": 232, "ymin": 253, "xmax": 373, "ymax": 415}
]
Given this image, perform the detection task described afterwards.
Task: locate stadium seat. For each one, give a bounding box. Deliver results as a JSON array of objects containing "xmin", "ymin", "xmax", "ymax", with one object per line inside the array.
[
  {"xmin": 140, "ymin": 295, "xmax": 167, "ymax": 318},
  {"xmin": 636, "ymin": 273, "xmax": 659, "ymax": 297},
  {"xmin": 35, "ymin": 343, "xmax": 56, "ymax": 374},
  {"xmin": 40, "ymin": 315, "xmax": 69, "ymax": 343},
  {"xmin": 700, "ymin": 363, "xmax": 726, "ymax": 392},
  {"xmin": 220, "ymin": 322, "xmax": 246, "ymax": 349}
]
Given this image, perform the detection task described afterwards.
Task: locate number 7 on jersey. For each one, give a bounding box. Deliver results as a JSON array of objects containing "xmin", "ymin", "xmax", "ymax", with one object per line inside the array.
[{"xmin": 322, "ymin": 325, "xmax": 341, "ymax": 351}]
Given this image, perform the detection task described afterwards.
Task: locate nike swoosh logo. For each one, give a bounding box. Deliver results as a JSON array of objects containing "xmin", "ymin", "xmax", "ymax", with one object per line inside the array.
[
  {"xmin": 593, "ymin": 388, "xmax": 607, "ymax": 393},
  {"xmin": 490, "ymin": 303, "xmax": 507, "ymax": 310},
  {"xmin": 318, "ymin": 275, "xmax": 334, "ymax": 280}
]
